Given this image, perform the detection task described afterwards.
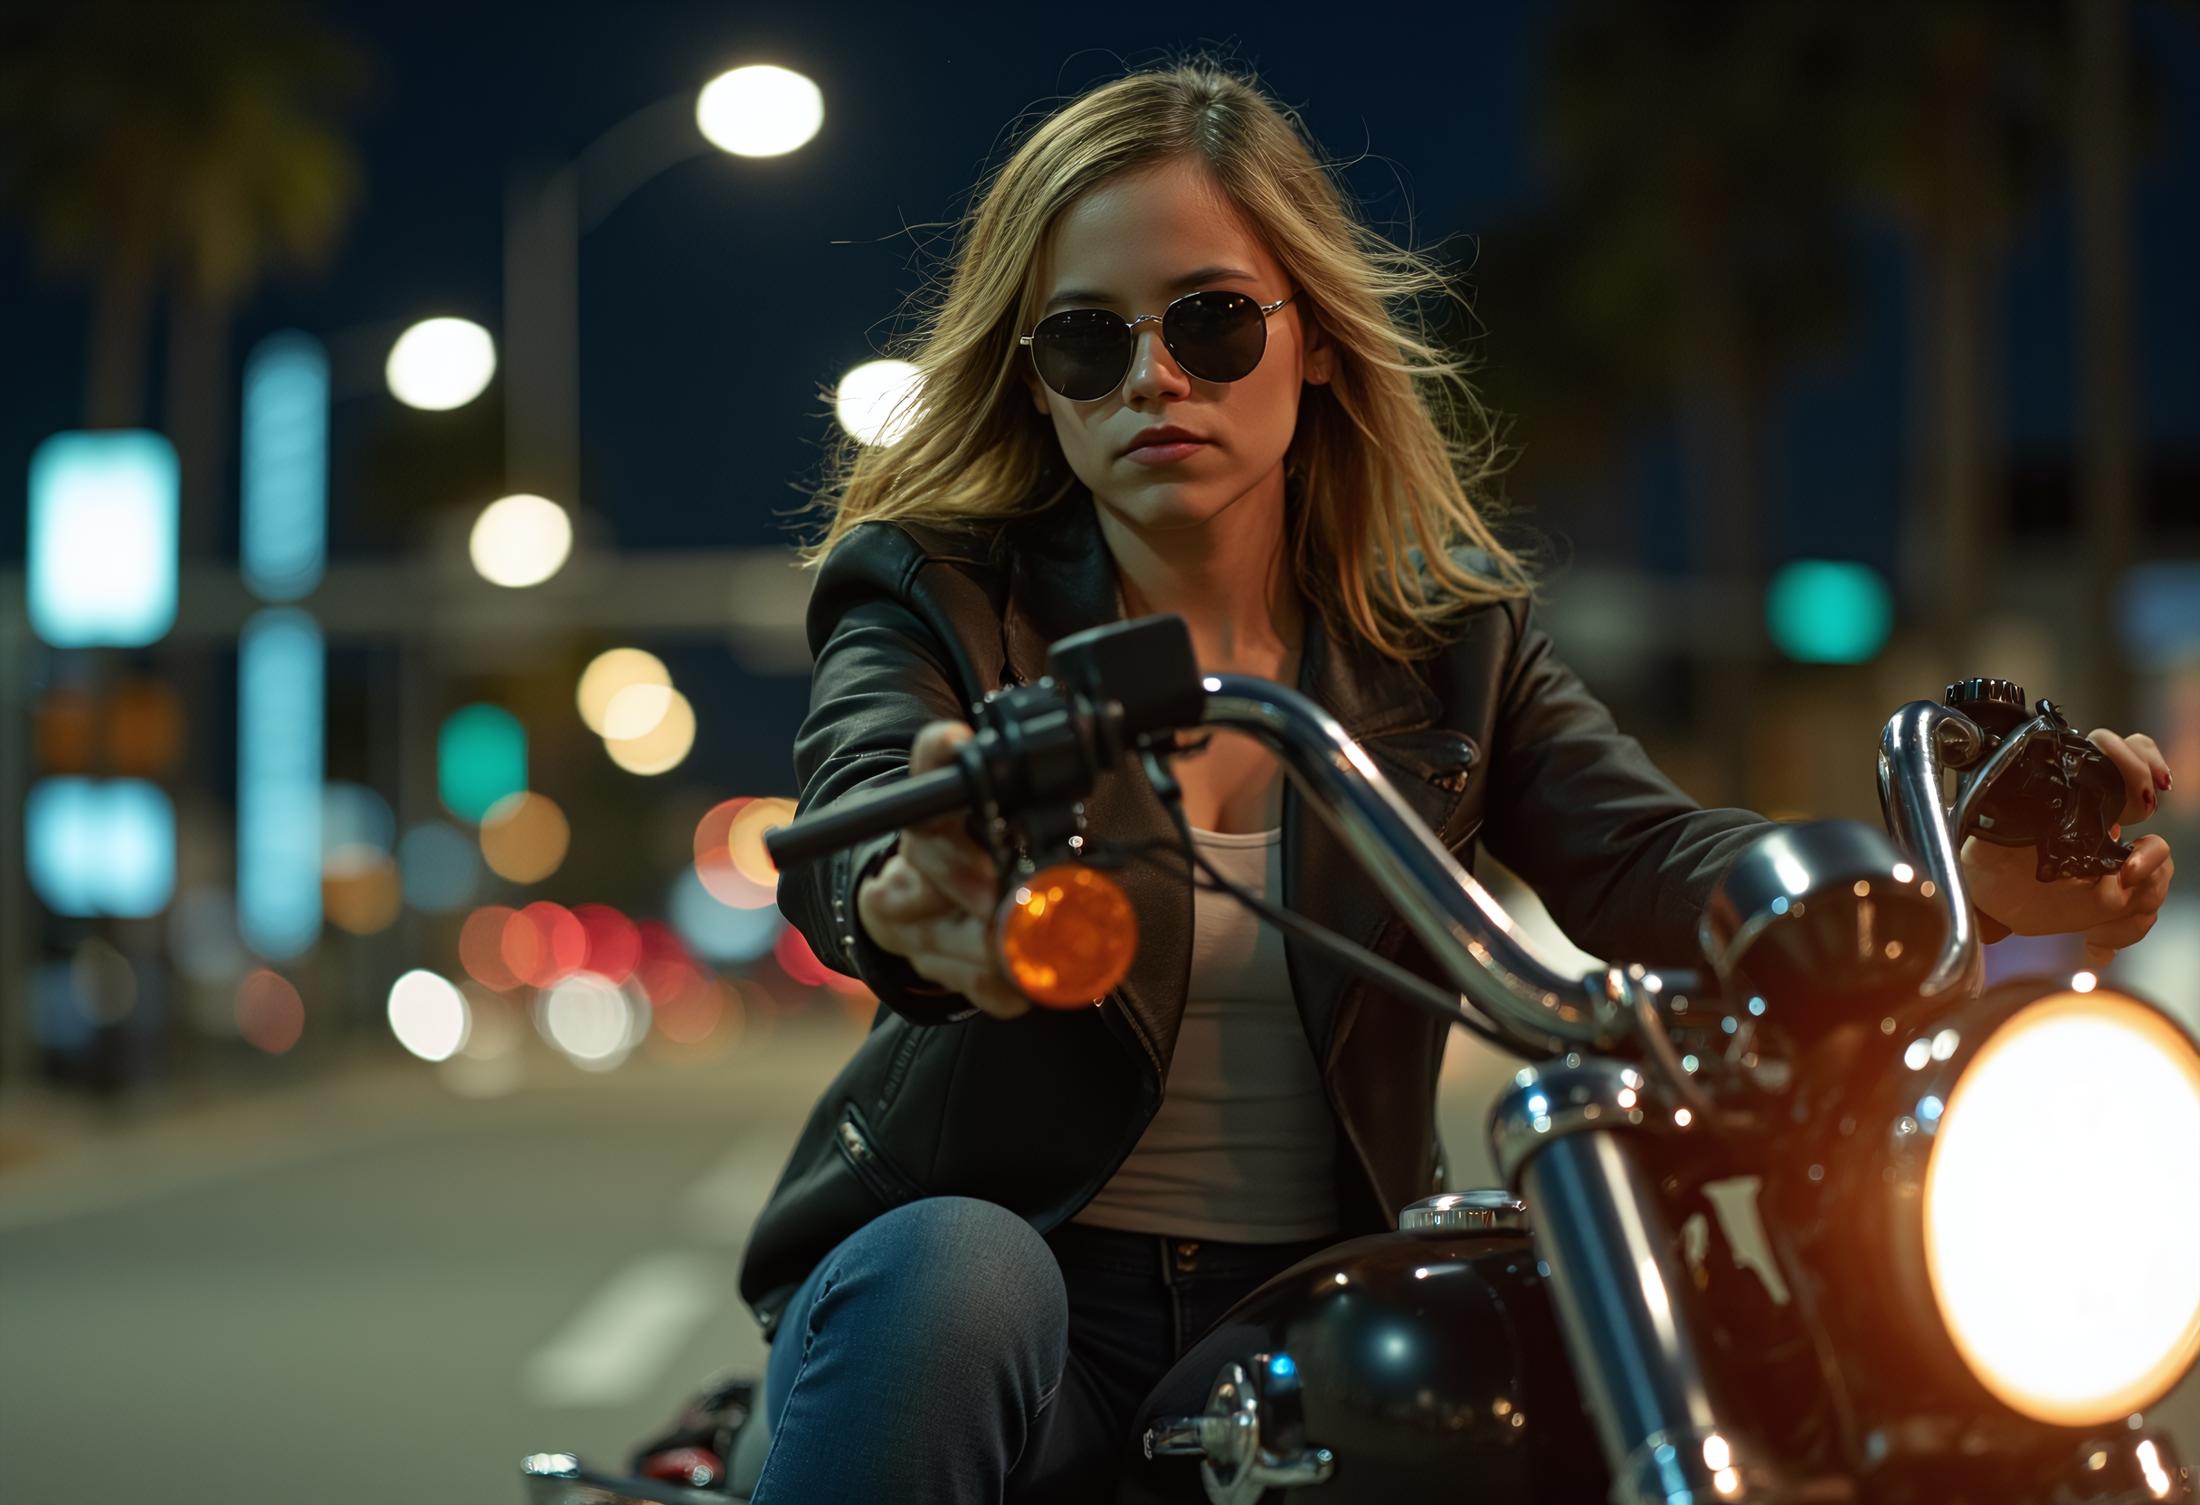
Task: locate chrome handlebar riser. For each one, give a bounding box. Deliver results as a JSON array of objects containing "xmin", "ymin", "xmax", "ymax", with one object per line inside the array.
[
  {"xmin": 1200, "ymin": 675, "xmax": 1612, "ymax": 1056},
  {"xmin": 1876, "ymin": 700, "xmax": 1986, "ymax": 1000}
]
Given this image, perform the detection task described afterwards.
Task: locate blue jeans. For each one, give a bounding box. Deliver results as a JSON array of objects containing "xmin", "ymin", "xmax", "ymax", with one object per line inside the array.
[{"xmin": 748, "ymin": 1196, "xmax": 1335, "ymax": 1505}]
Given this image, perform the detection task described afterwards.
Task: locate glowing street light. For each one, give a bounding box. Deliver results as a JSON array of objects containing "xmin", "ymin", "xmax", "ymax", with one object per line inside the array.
[
  {"xmin": 469, "ymin": 494, "xmax": 573, "ymax": 587},
  {"xmin": 696, "ymin": 65, "xmax": 825, "ymax": 158},
  {"xmin": 834, "ymin": 359, "xmax": 924, "ymax": 446},
  {"xmin": 386, "ymin": 317, "xmax": 497, "ymax": 411}
]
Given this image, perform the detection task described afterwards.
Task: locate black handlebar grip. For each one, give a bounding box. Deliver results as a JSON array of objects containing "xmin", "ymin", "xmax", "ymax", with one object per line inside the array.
[{"xmin": 762, "ymin": 765, "xmax": 972, "ymax": 871}]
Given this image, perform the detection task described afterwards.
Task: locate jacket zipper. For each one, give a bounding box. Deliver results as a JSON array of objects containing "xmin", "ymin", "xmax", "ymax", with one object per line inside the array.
[{"xmin": 875, "ymin": 1027, "xmax": 924, "ymax": 1115}]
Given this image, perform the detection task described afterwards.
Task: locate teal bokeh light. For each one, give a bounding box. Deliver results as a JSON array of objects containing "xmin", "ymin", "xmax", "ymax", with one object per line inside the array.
[
  {"xmin": 439, "ymin": 705, "xmax": 526, "ymax": 824},
  {"xmin": 27, "ymin": 430, "xmax": 179, "ymax": 647},
  {"xmin": 238, "ymin": 608, "xmax": 325, "ymax": 959},
  {"xmin": 1766, "ymin": 560, "xmax": 1893, "ymax": 665},
  {"xmin": 241, "ymin": 331, "xmax": 329, "ymax": 601}
]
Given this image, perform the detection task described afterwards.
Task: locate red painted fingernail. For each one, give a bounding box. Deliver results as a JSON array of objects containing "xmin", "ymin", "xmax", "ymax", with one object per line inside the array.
[{"xmin": 2157, "ymin": 768, "xmax": 2172, "ymax": 791}]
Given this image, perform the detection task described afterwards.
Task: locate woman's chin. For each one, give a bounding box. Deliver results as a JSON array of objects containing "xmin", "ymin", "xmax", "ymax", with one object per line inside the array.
[{"xmin": 1095, "ymin": 480, "xmax": 1236, "ymax": 532}]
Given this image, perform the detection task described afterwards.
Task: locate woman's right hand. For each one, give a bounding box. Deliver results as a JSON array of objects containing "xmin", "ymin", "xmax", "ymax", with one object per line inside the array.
[{"xmin": 854, "ymin": 720, "xmax": 1032, "ymax": 1019}]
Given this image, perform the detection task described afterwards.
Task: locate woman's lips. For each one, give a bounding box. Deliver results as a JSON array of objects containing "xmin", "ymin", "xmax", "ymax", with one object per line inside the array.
[{"xmin": 1122, "ymin": 439, "xmax": 1209, "ymax": 465}]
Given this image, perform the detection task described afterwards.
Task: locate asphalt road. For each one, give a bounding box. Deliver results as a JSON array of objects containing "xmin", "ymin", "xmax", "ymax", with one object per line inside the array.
[{"xmin": 1, "ymin": 1001, "xmax": 2192, "ymax": 1505}]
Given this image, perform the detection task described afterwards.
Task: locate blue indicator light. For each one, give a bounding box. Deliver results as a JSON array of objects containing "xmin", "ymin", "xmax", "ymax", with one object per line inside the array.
[{"xmin": 1268, "ymin": 1354, "xmax": 1296, "ymax": 1379}]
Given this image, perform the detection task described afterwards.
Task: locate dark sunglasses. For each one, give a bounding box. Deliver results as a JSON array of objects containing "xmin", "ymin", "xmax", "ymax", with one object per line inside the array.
[{"xmin": 1019, "ymin": 289, "xmax": 1297, "ymax": 401}]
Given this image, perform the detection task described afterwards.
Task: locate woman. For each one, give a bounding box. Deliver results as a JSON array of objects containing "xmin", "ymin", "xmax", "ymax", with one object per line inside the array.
[{"xmin": 736, "ymin": 60, "xmax": 2176, "ymax": 1505}]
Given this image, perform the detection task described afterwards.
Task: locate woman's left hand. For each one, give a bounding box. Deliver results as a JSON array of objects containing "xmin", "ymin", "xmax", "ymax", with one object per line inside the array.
[{"xmin": 1961, "ymin": 728, "xmax": 2176, "ymax": 970}]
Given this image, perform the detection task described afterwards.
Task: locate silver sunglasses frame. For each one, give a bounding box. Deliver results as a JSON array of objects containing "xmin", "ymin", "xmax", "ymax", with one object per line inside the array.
[{"xmin": 1019, "ymin": 290, "xmax": 1297, "ymax": 395}]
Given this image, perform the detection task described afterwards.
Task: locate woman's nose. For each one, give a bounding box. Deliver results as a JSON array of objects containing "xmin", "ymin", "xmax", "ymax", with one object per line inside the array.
[{"xmin": 1122, "ymin": 320, "xmax": 1191, "ymax": 402}]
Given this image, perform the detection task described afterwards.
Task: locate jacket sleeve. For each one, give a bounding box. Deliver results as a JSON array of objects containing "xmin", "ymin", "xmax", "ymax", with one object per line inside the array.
[
  {"xmin": 776, "ymin": 525, "xmax": 987, "ymax": 1026},
  {"xmin": 1480, "ymin": 598, "xmax": 1772, "ymax": 968}
]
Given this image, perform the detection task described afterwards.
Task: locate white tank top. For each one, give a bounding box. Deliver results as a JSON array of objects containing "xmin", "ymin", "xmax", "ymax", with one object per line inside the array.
[{"xmin": 1070, "ymin": 826, "xmax": 1341, "ymax": 1242}]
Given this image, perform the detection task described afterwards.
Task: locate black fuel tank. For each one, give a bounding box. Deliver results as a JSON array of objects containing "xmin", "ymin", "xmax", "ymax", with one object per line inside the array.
[{"xmin": 1115, "ymin": 1228, "xmax": 1606, "ymax": 1503}]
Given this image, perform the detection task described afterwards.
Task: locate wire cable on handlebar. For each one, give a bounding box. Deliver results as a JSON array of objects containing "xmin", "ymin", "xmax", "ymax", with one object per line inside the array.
[{"xmin": 1102, "ymin": 833, "xmax": 1511, "ymax": 1053}]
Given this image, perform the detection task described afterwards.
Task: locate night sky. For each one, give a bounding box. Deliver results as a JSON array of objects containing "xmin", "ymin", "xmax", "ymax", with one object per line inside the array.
[{"xmin": 3, "ymin": 3, "xmax": 2196, "ymax": 790}]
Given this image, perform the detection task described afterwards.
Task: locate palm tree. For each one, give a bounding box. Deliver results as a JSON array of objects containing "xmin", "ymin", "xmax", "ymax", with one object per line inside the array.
[{"xmin": 0, "ymin": 0, "xmax": 366, "ymax": 547}]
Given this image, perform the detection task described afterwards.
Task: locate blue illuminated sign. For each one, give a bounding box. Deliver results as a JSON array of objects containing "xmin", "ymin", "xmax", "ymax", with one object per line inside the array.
[
  {"xmin": 238, "ymin": 608, "xmax": 325, "ymax": 959},
  {"xmin": 241, "ymin": 332, "xmax": 329, "ymax": 601},
  {"xmin": 25, "ymin": 777, "xmax": 176, "ymax": 917},
  {"xmin": 27, "ymin": 430, "xmax": 179, "ymax": 647}
]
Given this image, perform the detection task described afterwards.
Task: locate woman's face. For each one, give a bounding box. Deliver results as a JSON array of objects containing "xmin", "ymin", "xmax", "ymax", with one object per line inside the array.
[{"xmin": 1022, "ymin": 156, "xmax": 1332, "ymax": 534}]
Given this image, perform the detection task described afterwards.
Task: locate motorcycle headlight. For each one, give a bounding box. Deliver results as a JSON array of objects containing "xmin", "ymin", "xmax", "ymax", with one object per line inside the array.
[{"xmin": 1921, "ymin": 987, "xmax": 2200, "ymax": 1426}]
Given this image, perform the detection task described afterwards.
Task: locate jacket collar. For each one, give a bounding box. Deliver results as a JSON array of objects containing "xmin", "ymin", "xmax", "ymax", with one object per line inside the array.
[
  {"xmin": 990, "ymin": 489, "xmax": 1462, "ymax": 1075},
  {"xmin": 996, "ymin": 487, "xmax": 1441, "ymax": 738}
]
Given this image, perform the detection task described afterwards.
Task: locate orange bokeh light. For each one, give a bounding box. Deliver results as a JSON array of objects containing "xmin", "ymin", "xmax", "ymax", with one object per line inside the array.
[
  {"xmin": 503, "ymin": 901, "xmax": 586, "ymax": 988},
  {"xmin": 693, "ymin": 798, "xmax": 775, "ymax": 908},
  {"xmin": 726, "ymin": 797, "xmax": 797, "ymax": 887},
  {"xmin": 324, "ymin": 846, "xmax": 402, "ymax": 935},
  {"xmin": 997, "ymin": 864, "xmax": 1137, "ymax": 1008},
  {"xmin": 479, "ymin": 791, "xmax": 570, "ymax": 884},
  {"xmin": 459, "ymin": 906, "xmax": 521, "ymax": 991},
  {"xmin": 235, "ymin": 968, "xmax": 305, "ymax": 1054}
]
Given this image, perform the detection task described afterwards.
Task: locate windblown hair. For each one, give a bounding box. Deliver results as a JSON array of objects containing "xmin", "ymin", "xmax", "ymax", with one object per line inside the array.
[{"xmin": 801, "ymin": 57, "xmax": 1535, "ymax": 660}]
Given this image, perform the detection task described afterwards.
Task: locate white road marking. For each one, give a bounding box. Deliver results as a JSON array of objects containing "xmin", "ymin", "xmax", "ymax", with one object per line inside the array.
[
  {"xmin": 523, "ymin": 1251, "xmax": 728, "ymax": 1408},
  {"xmin": 675, "ymin": 1140, "xmax": 781, "ymax": 1246}
]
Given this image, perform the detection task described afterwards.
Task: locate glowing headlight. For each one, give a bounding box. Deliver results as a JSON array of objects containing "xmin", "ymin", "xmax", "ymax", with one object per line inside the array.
[{"xmin": 1923, "ymin": 990, "xmax": 2200, "ymax": 1426}]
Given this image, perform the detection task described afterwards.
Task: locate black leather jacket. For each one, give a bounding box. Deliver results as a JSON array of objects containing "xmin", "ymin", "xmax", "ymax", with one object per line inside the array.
[{"xmin": 738, "ymin": 493, "xmax": 1770, "ymax": 1340}]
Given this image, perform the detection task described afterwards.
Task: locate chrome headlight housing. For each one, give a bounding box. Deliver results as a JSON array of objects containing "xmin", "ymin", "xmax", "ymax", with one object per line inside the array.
[{"xmin": 1770, "ymin": 978, "xmax": 2200, "ymax": 1439}]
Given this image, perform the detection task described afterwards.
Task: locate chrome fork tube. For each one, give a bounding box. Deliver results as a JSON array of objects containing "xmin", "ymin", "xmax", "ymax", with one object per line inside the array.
[
  {"xmin": 1201, "ymin": 675, "xmax": 1607, "ymax": 1054},
  {"xmin": 1493, "ymin": 1057, "xmax": 1772, "ymax": 1503}
]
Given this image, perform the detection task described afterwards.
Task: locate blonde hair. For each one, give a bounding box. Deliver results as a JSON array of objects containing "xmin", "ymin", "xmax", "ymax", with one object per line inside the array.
[{"xmin": 800, "ymin": 56, "xmax": 1535, "ymax": 660}]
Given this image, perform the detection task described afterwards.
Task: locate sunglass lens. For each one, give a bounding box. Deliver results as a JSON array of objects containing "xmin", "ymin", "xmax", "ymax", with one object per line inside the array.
[
  {"xmin": 1031, "ymin": 309, "xmax": 1129, "ymax": 400},
  {"xmin": 1165, "ymin": 291, "xmax": 1267, "ymax": 382}
]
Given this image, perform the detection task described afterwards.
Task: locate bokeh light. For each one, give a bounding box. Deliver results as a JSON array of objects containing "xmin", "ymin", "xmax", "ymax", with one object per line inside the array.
[
  {"xmin": 459, "ymin": 905, "xmax": 521, "ymax": 991},
  {"xmin": 693, "ymin": 798, "xmax": 775, "ymax": 907},
  {"xmin": 576, "ymin": 648, "xmax": 670, "ymax": 736},
  {"xmin": 169, "ymin": 887, "xmax": 247, "ymax": 985},
  {"xmin": 1765, "ymin": 560, "xmax": 1893, "ymax": 665},
  {"xmin": 726, "ymin": 797, "xmax": 796, "ymax": 887},
  {"xmin": 469, "ymin": 494, "xmax": 572, "ymax": 588},
  {"xmin": 573, "ymin": 903, "xmax": 641, "ymax": 984},
  {"xmin": 235, "ymin": 969, "xmax": 304, "ymax": 1054},
  {"xmin": 669, "ymin": 866, "xmax": 784, "ymax": 962},
  {"xmin": 604, "ymin": 688, "xmax": 695, "ymax": 775},
  {"xmin": 322, "ymin": 845, "xmax": 402, "ymax": 935},
  {"xmin": 695, "ymin": 64, "xmax": 824, "ymax": 158},
  {"xmin": 653, "ymin": 971, "xmax": 737, "ymax": 1050},
  {"xmin": 833, "ymin": 359, "xmax": 924, "ymax": 447},
  {"xmin": 398, "ymin": 822, "xmax": 482, "ymax": 912},
  {"xmin": 387, "ymin": 969, "xmax": 469, "ymax": 1062},
  {"xmin": 322, "ymin": 781, "xmax": 395, "ymax": 857},
  {"xmin": 385, "ymin": 317, "xmax": 496, "ymax": 411},
  {"xmin": 536, "ymin": 972, "xmax": 645, "ymax": 1070},
  {"xmin": 602, "ymin": 681, "xmax": 674, "ymax": 741},
  {"xmin": 633, "ymin": 920, "xmax": 701, "ymax": 1006},
  {"xmin": 478, "ymin": 791, "xmax": 570, "ymax": 883},
  {"xmin": 438, "ymin": 704, "xmax": 526, "ymax": 824},
  {"xmin": 775, "ymin": 924, "xmax": 866, "ymax": 993},
  {"xmin": 503, "ymin": 901, "xmax": 587, "ymax": 989}
]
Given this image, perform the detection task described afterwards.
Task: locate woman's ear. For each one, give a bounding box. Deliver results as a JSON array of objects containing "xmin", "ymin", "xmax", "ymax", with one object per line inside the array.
[{"xmin": 1303, "ymin": 317, "xmax": 1335, "ymax": 387}]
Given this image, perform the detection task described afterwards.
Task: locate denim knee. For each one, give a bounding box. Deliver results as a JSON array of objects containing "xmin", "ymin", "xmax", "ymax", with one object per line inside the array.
[{"xmin": 765, "ymin": 1196, "xmax": 1068, "ymax": 1433}]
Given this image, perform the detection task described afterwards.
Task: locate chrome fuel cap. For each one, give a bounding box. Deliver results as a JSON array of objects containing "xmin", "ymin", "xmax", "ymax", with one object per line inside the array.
[{"xmin": 1398, "ymin": 1189, "xmax": 1527, "ymax": 1234}]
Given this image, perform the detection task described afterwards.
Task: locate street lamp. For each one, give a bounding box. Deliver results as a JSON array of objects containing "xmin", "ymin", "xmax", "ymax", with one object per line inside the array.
[{"xmin": 504, "ymin": 64, "xmax": 824, "ymax": 511}]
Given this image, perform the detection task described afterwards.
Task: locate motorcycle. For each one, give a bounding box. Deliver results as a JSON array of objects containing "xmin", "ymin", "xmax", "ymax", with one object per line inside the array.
[{"xmin": 523, "ymin": 613, "xmax": 2199, "ymax": 1504}]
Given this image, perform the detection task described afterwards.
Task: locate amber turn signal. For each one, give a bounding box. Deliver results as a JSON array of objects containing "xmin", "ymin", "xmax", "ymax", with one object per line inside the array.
[{"xmin": 996, "ymin": 863, "xmax": 1137, "ymax": 1008}]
